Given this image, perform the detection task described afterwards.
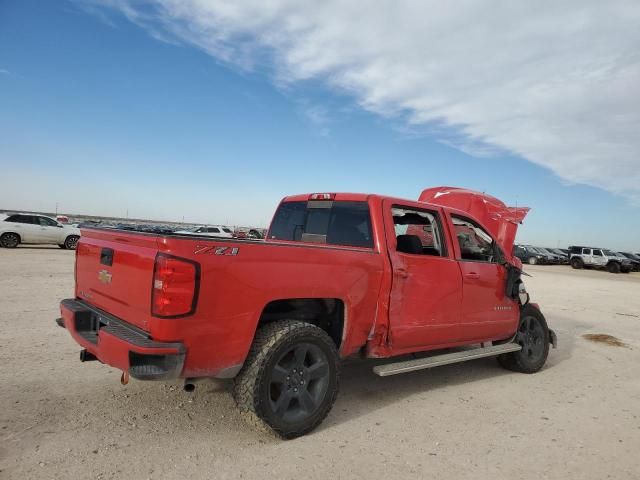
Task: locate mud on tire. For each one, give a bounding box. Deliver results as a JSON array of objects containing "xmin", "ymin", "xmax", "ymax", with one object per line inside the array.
[{"xmin": 233, "ymin": 320, "xmax": 340, "ymax": 439}]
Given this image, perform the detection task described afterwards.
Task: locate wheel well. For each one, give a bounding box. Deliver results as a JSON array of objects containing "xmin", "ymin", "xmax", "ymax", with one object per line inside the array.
[{"xmin": 258, "ymin": 298, "xmax": 345, "ymax": 349}]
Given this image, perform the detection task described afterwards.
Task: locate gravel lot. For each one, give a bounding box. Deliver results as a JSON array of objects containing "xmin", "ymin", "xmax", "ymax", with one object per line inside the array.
[{"xmin": 1, "ymin": 246, "xmax": 639, "ymax": 479}]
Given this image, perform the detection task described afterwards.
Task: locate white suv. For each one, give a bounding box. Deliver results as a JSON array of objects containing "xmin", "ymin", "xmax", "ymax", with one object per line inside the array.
[
  {"xmin": 174, "ymin": 225, "xmax": 234, "ymax": 238},
  {"xmin": 0, "ymin": 213, "xmax": 81, "ymax": 249}
]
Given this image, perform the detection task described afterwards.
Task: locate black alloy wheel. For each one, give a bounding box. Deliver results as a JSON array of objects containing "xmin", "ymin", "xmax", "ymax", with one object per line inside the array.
[
  {"xmin": 267, "ymin": 342, "xmax": 331, "ymax": 424},
  {"xmin": 0, "ymin": 232, "xmax": 20, "ymax": 248},
  {"xmin": 233, "ymin": 320, "xmax": 339, "ymax": 439}
]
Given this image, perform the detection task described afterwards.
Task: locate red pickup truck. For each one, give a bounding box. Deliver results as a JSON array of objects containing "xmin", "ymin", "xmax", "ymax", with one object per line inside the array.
[{"xmin": 57, "ymin": 187, "xmax": 556, "ymax": 438}]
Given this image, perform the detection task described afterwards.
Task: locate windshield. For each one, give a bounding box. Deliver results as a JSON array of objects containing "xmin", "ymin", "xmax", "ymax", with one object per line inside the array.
[
  {"xmin": 602, "ymin": 250, "xmax": 618, "ymax": 257},
  {"xmin": 223, "ymin": 228, "xmax": 233, "ymax": 233}
]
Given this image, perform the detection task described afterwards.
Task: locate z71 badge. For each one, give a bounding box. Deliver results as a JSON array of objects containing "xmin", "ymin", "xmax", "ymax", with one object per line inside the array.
[{"xmin": 194, "ymin": 245, "xmax": 239, "ymax": 256}]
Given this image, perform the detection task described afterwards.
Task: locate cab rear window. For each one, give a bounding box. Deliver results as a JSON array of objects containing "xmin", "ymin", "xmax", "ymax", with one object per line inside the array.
[{"xmin": 269, "ymin": 201, "xmax": 373, "ymax": 248}]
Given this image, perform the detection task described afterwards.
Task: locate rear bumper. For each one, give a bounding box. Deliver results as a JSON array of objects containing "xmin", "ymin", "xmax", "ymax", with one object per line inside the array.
[{"xmin": 57, "ymin": 298, "xmax": 185, "ymax": 380}]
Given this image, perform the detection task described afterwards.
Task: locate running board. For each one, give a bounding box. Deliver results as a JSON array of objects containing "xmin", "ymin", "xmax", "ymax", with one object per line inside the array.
[{"xmin": 373, "ymin": 343, "xmax": 522, "ymax": 377}]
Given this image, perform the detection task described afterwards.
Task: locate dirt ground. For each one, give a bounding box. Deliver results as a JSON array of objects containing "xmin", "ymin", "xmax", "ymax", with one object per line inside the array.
[{"xmin": 1, "ymin": 246, "xmax": 639, "ymax": 480}]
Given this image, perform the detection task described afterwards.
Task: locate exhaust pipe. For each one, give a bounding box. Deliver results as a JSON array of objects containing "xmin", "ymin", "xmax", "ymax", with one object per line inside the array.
[{"xmin": 183, "ymin": 377, "xmax": 207, "ymax": 392}]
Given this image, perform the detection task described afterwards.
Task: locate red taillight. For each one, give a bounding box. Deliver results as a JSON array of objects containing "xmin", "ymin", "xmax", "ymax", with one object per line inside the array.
[{"xmin": 151, "ymin": 254, "xmax": 200, "ymax": 318}]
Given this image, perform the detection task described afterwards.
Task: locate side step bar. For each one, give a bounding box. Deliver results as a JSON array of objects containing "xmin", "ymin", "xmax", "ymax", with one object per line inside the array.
[{"xmin": 373, "ymin": 343, "xmax": 522, "ymax": 377}]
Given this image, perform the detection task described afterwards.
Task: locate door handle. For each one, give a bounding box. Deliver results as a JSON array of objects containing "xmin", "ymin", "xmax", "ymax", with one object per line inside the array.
[
  {"xmin": 395, "ymin": 268, "xmax": 409, "ymax": 278},
  {"xmin": 464, "ymin": 272, "xmax": 480, "ymax": 279}
]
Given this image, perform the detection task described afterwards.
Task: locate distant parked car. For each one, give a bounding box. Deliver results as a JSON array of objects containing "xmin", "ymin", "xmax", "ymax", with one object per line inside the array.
[
  {"xmin": 174, "ymin": 225, "xmax": 234, "ymax": 238},
  {"xmin": 535, "ymin": 247, "xmax": 563, "ymax": 264},
  {"xmin": 0, "ymin": 213, "xmax": 81, "ymax": 249},
  {"xmin": 545, "ymin": 248, "xmax": 569, "ymax": 264},
  {"xmin": 568, "ymin": 246, "xmax": 632, "ymax": 273},
  {"xmin": 513, "ymin": 244, "xmax": 548, "ymax": 265},
  {"xmin": 617, "ymin": 252, "xmax": 640, "ymax": 272}
]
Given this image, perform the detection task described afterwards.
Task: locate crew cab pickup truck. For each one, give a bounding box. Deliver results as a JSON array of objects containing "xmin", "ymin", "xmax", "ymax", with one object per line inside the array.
[{"xmin": 57, "ymin": 187, "xmax": 556, "ymax": 438}]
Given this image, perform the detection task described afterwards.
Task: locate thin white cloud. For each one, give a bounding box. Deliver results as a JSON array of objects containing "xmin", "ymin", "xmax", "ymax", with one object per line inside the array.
[
  {"xmin": 298, "ymin": 100, "xmax": 331, "ymax": 137},
  {"xmin": 92, "ymin": 0, "xmax": 640, "ymax": 201},
  {"xmin": 0, "ymin": 68, "xmax": 10, "ymax": 75}
]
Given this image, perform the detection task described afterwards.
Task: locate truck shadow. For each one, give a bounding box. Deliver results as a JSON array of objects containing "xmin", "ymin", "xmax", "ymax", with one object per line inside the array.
[
  {"xmin": 322, "ymin": 323, "xmax": 576, "ymax": 432},
  {"xmin": 18, "ymin": 323, "xmax": 576, "ymax": 448}
]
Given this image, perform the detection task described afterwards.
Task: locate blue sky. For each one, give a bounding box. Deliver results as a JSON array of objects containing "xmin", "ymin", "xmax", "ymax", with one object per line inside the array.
[{"xmin": 1, "ymin": 1, "xmax": 639, "ymax": 250}]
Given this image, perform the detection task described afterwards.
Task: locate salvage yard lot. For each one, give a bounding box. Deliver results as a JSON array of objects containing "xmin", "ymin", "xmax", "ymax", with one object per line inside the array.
[{"xmin": 1, "ymin": 247, "xmax": 639, "ymax": 480}]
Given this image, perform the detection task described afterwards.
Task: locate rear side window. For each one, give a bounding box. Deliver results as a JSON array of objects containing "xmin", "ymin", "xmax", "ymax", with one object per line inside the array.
[
  {"xmin": 269, "ymin": 201, "xmax": 373, "ymax": 248},
  {"xmin": 208, "ymin": 228, "xmax": 220, "ymax": 233},
  {"xmin": 5, "ymin": 214, "xmax": 36, "ymax": 224},
  {"xmin": 391, "ymin": 206, "xmax": 446, "ymax": 256}
]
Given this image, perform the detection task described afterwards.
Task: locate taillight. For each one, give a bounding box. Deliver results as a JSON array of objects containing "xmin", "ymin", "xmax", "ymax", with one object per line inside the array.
[{"xmin": 151, "ymin": 254, "xmax": 200, "ymax": 318}]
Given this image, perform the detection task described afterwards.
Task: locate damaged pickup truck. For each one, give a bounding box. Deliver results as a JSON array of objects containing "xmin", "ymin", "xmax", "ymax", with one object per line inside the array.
[{"xmin": 57, "ymin": 187, "xmax": 556, "ymax": 438}]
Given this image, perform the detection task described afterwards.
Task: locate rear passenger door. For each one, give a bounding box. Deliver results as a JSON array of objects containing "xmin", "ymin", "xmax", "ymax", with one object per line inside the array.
[
  {"xmin": 383, "ymin": 200, "xmax": 463, "ymax": 350},
  {"xmin": 449, "ymin": 214, "xmax": 518, "ymax": 343}
]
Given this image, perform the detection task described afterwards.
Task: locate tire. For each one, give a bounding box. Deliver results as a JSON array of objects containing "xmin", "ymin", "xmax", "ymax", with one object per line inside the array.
[
  {"xmin": 528, "ymin": 257, "xmax": 537, "ymax": 265},
  {"xmin": 607, "ymin": 262, "xmax": 621, "ymax": 274},
  {"xmin": 570, "ymin": 257, "xmax": 583, "ymax": 269},
  {"xmin": 58, "ymin": 244, "xmax": 66, "ymax": 249},
  {"xmin": 64, "ymin": 235, "xmax": 79, "ymax": 250},
  {"xmin": 497, "ymin": 304, "xmax": 550, "ymax": 374},
  {"xmin": 233, "ymin": 320, "xmax": 339, "ymax": 439},
  {"xmin": 0, "ymin": 232, "xmax": 20, "ymax": 248}
]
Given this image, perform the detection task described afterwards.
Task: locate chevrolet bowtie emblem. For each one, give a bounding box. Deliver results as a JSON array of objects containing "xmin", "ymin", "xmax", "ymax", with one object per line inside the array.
[{"xmin": 98, "ymin": 269, "xmax": 112, "ymax": 284}]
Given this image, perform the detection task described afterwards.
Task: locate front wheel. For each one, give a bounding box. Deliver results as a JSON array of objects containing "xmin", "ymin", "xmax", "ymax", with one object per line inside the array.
[
  {"xmin": 233, "ymin": 320, "xmax": 339, "ymax": 439},
  {"xmin": 64, "ymin": 235, "xmax": 79, "ymax": 250},
  {"xmin": 497, "ymin": 304, "xmax": 550, "ymax": 374}
]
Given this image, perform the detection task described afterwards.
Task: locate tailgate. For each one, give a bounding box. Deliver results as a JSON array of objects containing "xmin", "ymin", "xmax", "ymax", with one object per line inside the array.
[{"xmin": 75, "ymin": 229, "xmax": 159, "ymax": 330}]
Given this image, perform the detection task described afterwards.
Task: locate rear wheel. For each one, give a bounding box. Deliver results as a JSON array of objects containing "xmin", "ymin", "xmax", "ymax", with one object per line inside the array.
[
  {"xmin": 0, "ymin": 232, "xmax": 20, "ymax": 248},
  {"xmin": 607, "ymin": 262, "xmax": 621, "ymax": 274},
  {"xmin": 64, "ymin": 235, "xmax": 79, "ymax": 250},
  {"xmin": 570, "ymin": 257, "xmax": 583, "ymax": 269},
  {"xmin": 233, "ymin": 320, "xmax": 339, "ymax": 439},
  {"xmin": 497, "ymin": 304, "xmax": 550, "ymax": 374}
]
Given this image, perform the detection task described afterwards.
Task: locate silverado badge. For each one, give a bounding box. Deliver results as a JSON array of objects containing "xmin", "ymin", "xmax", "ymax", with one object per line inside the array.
[{"xmin": 98, "ymin": 269, "xmax": 112, "ymax": 284}]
